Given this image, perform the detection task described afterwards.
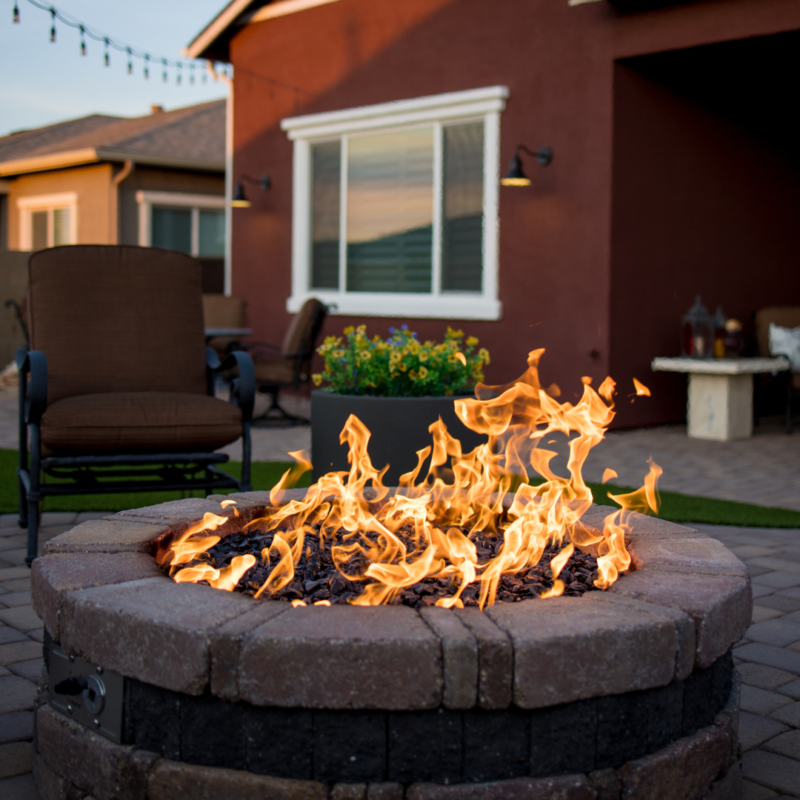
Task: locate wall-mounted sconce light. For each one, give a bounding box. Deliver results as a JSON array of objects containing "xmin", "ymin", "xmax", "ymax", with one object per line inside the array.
[
  {"xmin": 501, "ymin": 145, "xmax": 553, "ymax": 186},
  {"xmin": 231, "ymin": 174, "xmax": 272, "ymax": 208}
]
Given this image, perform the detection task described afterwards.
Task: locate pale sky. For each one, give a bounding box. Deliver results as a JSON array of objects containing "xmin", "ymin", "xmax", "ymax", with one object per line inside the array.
[{"xmin": 0, "ymin": 0, "xmax": 229, "ymax": 137}]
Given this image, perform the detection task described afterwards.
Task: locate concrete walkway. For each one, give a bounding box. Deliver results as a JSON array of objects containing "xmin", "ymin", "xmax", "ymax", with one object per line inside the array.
[{"xmin": 0, "ymin": 514, "xmax": 798, "ymax": 797}]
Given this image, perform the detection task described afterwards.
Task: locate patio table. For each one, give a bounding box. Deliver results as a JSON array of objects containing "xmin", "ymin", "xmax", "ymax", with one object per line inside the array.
[
  {"xmin": 651, "ymin": 356, "xmax": 789, "ymax": 441},
  {"xmin": 204, "ymin": 327, "xmax": 253, "ymax": 342}
]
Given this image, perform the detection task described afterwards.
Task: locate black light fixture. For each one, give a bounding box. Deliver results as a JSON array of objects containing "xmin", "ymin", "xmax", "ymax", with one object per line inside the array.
[
  {"xmin": 13, "ymin": 2, "xmax": 19, "ymax": 24},
  {"xmin": 231, "ymin": 174, "xmax": 272, "ymax": 208},
  {"xmin": 501, "ymin": 145, "xmax": 553, "ymax": 187}
]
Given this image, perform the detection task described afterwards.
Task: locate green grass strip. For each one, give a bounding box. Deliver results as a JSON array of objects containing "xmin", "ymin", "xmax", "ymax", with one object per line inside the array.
[{"xmin": 0, "ymin": 448, "xmax": 797, "ymax": 528}]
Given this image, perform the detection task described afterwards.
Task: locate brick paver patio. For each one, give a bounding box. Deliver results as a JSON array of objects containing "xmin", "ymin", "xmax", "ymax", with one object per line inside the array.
[{"xmin": 0, "ymin": 514, "xmax": 797, "ymax": 797}]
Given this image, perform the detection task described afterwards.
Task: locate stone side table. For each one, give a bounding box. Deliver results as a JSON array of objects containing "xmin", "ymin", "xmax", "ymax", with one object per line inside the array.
[{"xmin": 652, "ymin": 357, "xmax": 789, "ymax": 441}]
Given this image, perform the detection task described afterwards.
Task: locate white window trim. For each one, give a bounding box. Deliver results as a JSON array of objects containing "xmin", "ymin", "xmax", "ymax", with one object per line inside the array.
[
  {"xmin": 283, "ymin": 86, "xmax": 507, "ymax": 320},
  {"xmin": 18, "ymin": 192, "xmax": 78, "ymax": 249},
  {"xmin": 135, "ymin": 190, "xmax": 225, "ymax": 258}
]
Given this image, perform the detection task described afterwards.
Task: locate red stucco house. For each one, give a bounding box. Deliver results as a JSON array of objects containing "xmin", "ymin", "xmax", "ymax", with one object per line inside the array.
[{"xmin": 187, "ymin": 0, "xmax": 800, "ymax": 427}]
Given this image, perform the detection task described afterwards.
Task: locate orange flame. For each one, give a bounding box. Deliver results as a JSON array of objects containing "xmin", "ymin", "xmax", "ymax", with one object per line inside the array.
[
  {"xmin": 167, "ymin": 350, "xmax": 661, "ymax": 607},
  {"xmin": 633, "ymin": 378, "xmax": 651, "ymax": 397}
]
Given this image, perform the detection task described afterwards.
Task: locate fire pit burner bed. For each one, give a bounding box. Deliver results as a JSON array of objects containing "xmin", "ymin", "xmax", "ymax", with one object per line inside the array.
[
  {"xmin": 31, "ymin": 494, "xmax": 751, "ymax": 800},
  {"xmin": 188, "ymin": 526, "xmax": 602, "ymax": 607}
]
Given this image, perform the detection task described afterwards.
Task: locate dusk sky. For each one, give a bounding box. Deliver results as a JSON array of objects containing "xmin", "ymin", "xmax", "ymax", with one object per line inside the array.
[{"xmin": 0, "ymin": 0, "xmax": 229, "ymax": 136}]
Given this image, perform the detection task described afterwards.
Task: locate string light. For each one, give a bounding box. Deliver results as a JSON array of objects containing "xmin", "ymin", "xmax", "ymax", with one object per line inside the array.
[{"xmin": 11, "ymin": 0, "xmax": 310, "ymax": 99}]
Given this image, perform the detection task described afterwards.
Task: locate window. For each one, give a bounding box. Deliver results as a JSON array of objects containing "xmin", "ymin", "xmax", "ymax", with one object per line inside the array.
[
  {"xmin": 18, "ymin": 193, "xmax": 77, "ymax": 250},
  {"xmin": 136, "ymin": 191, "xmax": 225, "ymax": 257},
  {"xmin": 283, "ymin": 86, "xmax": 508, "ymax": 320}
]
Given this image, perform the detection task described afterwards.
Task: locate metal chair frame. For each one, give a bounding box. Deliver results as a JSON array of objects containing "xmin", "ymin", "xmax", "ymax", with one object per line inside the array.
[
  {"xmin": 245, "ymin": 302, "xmax": 328, "ymax": 424},
  {"xmin": 16, "ymin": 346, "xmax": 255, "ymax": 565}
]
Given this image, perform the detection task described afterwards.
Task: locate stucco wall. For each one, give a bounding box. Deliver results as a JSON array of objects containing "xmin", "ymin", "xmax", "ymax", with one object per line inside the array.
[
  {"xmin": 6, "ymin": 164, "xmax": 114, "ymax": 249},
  {"xmin": 227, "ymin": 0, "xmax": 800, "ymax": 426},
  {"xmin": 118, "ymin": 167, "xmax": 224, "ymax": 247}
]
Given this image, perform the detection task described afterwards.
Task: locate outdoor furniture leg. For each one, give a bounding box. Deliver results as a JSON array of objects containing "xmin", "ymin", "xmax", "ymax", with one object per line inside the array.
[
  {"xmin": 17, "ymin": 359, "xmax": 28, "ymax": 528},
  {"xmin": 26, "ymin": 425, "xmax": 41, "ymax": 565},
  {"xmin": 242, "ymin": 421, "xmax": 252, "ymax": 491}
]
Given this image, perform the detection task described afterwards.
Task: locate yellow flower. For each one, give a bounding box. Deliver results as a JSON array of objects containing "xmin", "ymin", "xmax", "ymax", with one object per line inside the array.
[
  {"xmin": 332, "ymin": 350, "xmax": 345, "ymax": 359},
  {"xmin": 466, "ymin": 336, "xmax": 478, "ymax": 347},
  {"xmin": 419, "ymin": 366, "xmax": 428, "ymax": 379},
  {"xmin": 357, "ymin": 324, "xmax": 367, "ymax": 335},
  {"xmin": 418, "ymin": 351, "xmax": 429, "ymax": 362},
  {"xmin": 390, "ymin": 351, "xmax": 401, "ymax": 363},
  {"xmin": 478, "ymin": 348, "xmax": 491, "ymax": 365},
  {"xmin": 398, "ymin": 362, "xmax": 408, "ymax": 372},
  {"xmin": 312, "ymin": 374, "xmax": 323, "ymax": 386},
  {"xmin": 360, "ymin": 350, "xmax": 372, "ymax": 361},
  {"xmin": 343, "ymin": 326, "xmax": 354, "ymax": 335},
  {"xmin": 409, "ymin": 370, "xmax": 419, "ymax": 380}
]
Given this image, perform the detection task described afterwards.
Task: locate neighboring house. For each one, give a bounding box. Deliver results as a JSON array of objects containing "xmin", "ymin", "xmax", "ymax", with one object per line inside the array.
[
  {"xmin": 0, "ymin": 101, "xmax": 227, "ymax": 292},
  {"xmin": 187, "ymin": 0, "xmax": 800, "ymax": 427}
]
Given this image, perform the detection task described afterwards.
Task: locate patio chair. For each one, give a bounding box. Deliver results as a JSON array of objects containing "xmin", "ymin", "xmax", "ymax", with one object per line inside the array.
[
  {"xmin": 244, "ymin": 298, "xmax": 327, "ymax": 423},
  {"xmin": 17, "ymin": 245, "xmax": 255, "ymax": 565},
  {"xmin": 203, "ymin": 293, "xmax": 248, "ymax": 359},
  {"xmin": 755, "ymin": 306, "xmax": 800, "ymax": 433}
]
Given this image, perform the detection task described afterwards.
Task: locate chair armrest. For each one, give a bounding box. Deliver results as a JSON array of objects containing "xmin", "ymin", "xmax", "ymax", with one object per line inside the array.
[
  {"xmin": 17, "ymin": 349, "xmax": 48, "ymax": 425},
  {"xmin": 241, "ymin": 341, "xmax": 285, "ymax": 358},
  {"xmin": 214, "ymin": 350, "xmax": 255, "ymax": 423}
]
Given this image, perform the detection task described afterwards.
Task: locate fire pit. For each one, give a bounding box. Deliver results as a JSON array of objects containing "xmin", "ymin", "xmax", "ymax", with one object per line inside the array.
[{"xmin": 29, "ymin": 352, "xmax": 750, "ymax": 799}]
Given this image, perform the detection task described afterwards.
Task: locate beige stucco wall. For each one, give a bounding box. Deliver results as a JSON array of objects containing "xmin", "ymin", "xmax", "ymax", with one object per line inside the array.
[
  {"xmin": 118, "ymin": 167, "xmax": 225, "ymax": 246},
  {"xmin": 6, "ymin": 163, "xmax": 115, "ymax": 249}
]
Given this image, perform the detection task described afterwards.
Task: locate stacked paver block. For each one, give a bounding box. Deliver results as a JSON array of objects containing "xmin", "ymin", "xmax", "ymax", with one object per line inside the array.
[{"xmin": 28, "ymin": 495, "xmax": 751, "ymax": 799}]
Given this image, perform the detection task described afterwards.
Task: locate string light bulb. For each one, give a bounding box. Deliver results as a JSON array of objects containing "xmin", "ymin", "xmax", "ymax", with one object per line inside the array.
[
  {"xmin": 49, "ymin": 8, "xmax": 56, "ymax": 42},
  {"xmin": 13, "ymin": 3, "xmax": 19, "ymax": 24},
  {"xmin": 190, "ymin": 64, "xmax": 195, "ymax": 85},
  {"xmin": 144, "ymin": 54, "xmax": 149, "ymax": 79},
  {"xmin": 79, "ymin": 25, "xmax": 86, "ymax": 56},
  {"xmin": 104, "ymin": 38, "xmax": 110, "ymax": 67},
  {"xmin": 176, "ymin": 63, "xmax": 181, "ymax": 85},
  {"xmin": 162, "ymin": 58, "xmax": 167, "ymax": 82},
  {"xmin": 127, "ymin": 48, "xmax": 132, "ymax": 75}
]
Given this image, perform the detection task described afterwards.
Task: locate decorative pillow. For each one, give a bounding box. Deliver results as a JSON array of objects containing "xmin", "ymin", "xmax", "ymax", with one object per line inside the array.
[{"xmin": 769, "ymin": 323, "xmax": 800, "ymax": 372}]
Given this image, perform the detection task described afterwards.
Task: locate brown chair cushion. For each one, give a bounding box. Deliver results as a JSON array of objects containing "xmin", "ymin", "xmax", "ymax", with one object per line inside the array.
[
  {"xmin": 755, "ymin": 306, "xmax": 800, "ymax": 359},
  {"xmin": 41, "ymin": 392, "xmax": 242, "ymax": 454},
  {"xmin": 29, "ymin": 246, "xmax": 208, "ymax": 405},
  {"xmin": 253, "ymin": 359, "xmax": 296, "ymax": 385},
  {"xmin": 282, "ymin": 298, "xmax": 323, "ymax": 355},
  {"xmin": 203, "ymin": 294, "xmax": 247, "ymax": 356}
]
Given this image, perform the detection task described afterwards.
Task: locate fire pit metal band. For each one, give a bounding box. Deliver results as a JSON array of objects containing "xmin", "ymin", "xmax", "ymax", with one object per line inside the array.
[{"xmin": 31, "ymin": 494, "xmax": 751, "ymax": 799}]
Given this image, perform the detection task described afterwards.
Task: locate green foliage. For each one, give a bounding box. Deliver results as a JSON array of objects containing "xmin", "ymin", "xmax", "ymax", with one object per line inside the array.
[{"xmin": 313, "ymin": 324, "xmax": 490, "ymax": 397}]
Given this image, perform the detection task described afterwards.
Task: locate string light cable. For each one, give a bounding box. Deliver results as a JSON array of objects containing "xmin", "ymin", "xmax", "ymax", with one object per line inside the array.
[
  {"xmin": 11, "ymin": 0, "xmax": 311, "ymax": 99},
  {"xmin": 12, "ymin": 0, "xmax": 215, "ymax": 83}
]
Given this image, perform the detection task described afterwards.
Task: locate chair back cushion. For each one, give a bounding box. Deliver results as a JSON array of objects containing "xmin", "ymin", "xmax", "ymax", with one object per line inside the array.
[
  {"xmin": 755, "ymin": 307, "xmax": 800, "ymax": 359},
  {"xmin": 282, "ymin": 298, "xmax": 324, "ymax": 356},
  {"xmin": 29, "ymin": 245, "xmax": 207, "ymax": 404},
  {"xmin": 202, "ymin": 294, "xmax": 246, "ymax": 328}
]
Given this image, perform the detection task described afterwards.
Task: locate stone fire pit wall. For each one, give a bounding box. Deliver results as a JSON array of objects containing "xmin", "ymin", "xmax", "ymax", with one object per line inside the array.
[{"xmin": 30, "ymin": 492, "xmax": 751, "ymax": 800}]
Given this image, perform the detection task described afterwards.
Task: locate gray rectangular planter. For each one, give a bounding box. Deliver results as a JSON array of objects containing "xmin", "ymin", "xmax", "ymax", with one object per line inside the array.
[{"xmin": 311, "ymin": 390, "xmax": 487, "ymax": 485}]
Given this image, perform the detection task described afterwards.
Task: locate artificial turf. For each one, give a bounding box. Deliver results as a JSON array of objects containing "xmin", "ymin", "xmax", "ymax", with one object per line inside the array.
[{"xmin": 0, "ymin": 448, "xmax": 797, "ymax": 528}]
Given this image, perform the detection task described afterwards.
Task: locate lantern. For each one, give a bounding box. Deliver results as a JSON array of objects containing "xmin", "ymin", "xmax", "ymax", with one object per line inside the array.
[{"xmin": 681, "ymin": 296, "xmax": 713, "ymax": 358}]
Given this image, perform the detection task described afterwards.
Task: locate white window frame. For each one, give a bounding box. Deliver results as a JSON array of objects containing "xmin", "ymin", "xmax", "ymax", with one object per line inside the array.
[
  {"xmin": 18, "ymin": 192, "xmax": 78, "ymax": 249},
  {"xmin": 136, "ymin": 190, "xmax": 225, "ymax": 257},
  {"xmin": 281, "ymin": 86, "xmax": 508, "ymax": 320}
]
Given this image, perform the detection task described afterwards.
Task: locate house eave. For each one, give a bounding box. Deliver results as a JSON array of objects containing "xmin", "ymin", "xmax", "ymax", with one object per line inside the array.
[
  {"xmin": 184, "ymin": 0, "xmax": 343, "ymax": 62},
  {"xmin": 0, "ymin": 148, "xmax": 225, "ymax": 178}
]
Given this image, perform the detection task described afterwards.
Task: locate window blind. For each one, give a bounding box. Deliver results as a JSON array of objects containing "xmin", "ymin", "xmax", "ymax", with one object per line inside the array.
[
  {"xmin": 442, "ymin": 123, "xmax": 484, "ymax": 292},
  {"xmin": 346, "ymin": 128, "xmax": 434, "ymax": 294},
  {"xmin": 311, "ymin": 141, "xmax": 341, "ymax": 289}
]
